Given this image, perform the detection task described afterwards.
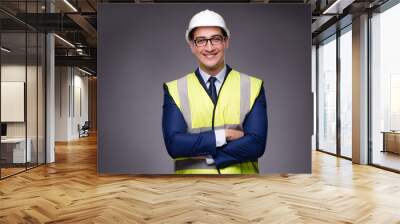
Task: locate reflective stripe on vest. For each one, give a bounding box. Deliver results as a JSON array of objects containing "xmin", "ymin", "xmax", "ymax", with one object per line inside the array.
[
  {"xmin": 175, "ymin": 161, "xmax": 259, "ymax": 174},
  {"xmin": 166, "ymin": 69, "xmax": 263, "ymax": 174}
]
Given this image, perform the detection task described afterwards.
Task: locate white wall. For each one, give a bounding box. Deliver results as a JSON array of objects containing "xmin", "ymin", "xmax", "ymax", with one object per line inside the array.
[
  {"xmin": 73, "ymin": 73, "xmax": 89, "ymax": 138},
  {"xmin": 55, "ymin": 66, "xmax": 70, "ymax": 141},
  {"xmin": 1, "ymin": 65, "xmax": 27, "ymax": 141},
  {"xmin": 55, "ymin": 66, "xmax": 89, "ymax": 141},
  {"xmin": 1, "ymin": 64, "xmax": 39, "ymax": 137}
]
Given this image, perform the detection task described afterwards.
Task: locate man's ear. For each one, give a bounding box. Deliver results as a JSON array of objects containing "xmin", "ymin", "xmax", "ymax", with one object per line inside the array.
[
  {"xmin": 188, "ymin": 41, "xmax": 195, "ymax": 53},
  {"xmin": 224, "ymin": 37, "xmax": 230, "ymax": 49}
]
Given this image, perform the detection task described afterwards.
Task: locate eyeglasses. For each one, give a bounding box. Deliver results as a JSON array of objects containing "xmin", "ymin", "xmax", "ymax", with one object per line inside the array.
[{"xmin": 193, "ymin": 35, "xmax": 225, "ymax": 47}]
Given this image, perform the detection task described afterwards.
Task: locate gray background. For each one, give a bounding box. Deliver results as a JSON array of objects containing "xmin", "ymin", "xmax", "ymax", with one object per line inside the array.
[{"xmin": 98, "ymin": 4, "xmax": 312, "ymax": 174}]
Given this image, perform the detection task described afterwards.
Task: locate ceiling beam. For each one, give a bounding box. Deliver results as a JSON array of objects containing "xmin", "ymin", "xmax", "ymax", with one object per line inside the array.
[{"xmin": 55, "ymin": 55, "xmax": 96, "ymax": 73}]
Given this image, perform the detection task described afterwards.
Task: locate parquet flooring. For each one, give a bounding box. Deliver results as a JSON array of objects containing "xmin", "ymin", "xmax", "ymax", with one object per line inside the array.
[
  {"xmin": 1, "ymin": 134, "xmax": 400, "ymax": 223},
  {"xmin": 1, "ymin": 167, "xmax": 26, "ymax": 178}
]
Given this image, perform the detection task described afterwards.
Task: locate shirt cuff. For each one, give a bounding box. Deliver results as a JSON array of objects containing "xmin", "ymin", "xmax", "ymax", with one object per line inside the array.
[{"xmin": 214, "ymin": 129, "xmax": 227, "ymax": 147}]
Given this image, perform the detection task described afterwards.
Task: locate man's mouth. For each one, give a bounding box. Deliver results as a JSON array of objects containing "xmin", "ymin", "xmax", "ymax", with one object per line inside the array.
[{"xmin": 203, "ymin": 53, "xmax": 217, "ymax": 59}]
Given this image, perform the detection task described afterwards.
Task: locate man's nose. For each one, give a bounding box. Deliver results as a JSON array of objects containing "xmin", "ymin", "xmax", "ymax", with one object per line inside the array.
[{"xmin": 205, "ymin": 40, "xmax": 215, "ymax": 50}]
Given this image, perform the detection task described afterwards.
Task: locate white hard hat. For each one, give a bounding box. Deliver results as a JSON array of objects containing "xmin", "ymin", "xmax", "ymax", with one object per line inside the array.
[{"xmin": 185, "ymin": 9, "xmax": 230, "ymax": 43}]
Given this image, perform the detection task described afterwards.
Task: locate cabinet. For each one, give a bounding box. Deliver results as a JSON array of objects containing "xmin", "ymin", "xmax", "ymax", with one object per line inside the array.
[{"xmin": 382, "ymin": 131, "xmax": 400, "ymax": 154}]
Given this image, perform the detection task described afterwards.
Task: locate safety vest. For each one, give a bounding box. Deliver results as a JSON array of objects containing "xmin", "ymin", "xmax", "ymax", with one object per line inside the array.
[{"xmin": 166, "ymin": 69, "xmax": 263, "ymax": 174}]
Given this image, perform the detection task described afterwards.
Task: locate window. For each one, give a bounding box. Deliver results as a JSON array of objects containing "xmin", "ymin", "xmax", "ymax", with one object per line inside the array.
[
  {"xmin": 370, "ymin": 2, "xmax": 400, "ymax": 171},
  {"xmin": 318, "ymin": 36, "xmax": 337, "ymax": 154},
  {"xmin": 339, "ymin": 28, "xmax": 352, "ymax": 158},
  {"xmin": 0, "ymin": 1, "xmax": 47, "ymax": 179}
]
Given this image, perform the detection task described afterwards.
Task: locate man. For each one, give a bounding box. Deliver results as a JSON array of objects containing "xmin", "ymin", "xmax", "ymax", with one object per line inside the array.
[{"xmin": 162, "ymin": 9, "xmax": 268, "ymax": 174}]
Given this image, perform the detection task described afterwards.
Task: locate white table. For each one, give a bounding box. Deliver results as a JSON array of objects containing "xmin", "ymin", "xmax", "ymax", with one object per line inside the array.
[{"xmin": 1, "ymin": 138, "xmax": 31, "ymax": 163}]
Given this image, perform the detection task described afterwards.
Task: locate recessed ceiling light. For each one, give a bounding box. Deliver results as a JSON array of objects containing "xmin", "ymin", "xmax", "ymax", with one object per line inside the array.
[
  {"xmin": 63, "ymin": 0, "xmax": 78, "ymax": 12},
  {"xmin": 323, "ymin": 0, "xmax": 354, "ymax": 15},
  {"xmin": 1, "ymin": 47, "xmax": 11, "ymax": 53},
  {"xmin": 54, "ymin": 34, "xmax": 75, "ymax": 48},
  {"xmin": 78, "ymin": 67, "xmax": 92, "ymax": 76}
]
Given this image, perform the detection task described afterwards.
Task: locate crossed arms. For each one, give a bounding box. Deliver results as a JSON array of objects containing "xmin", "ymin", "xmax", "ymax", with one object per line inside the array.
[{"xmin": 162, "ymin": 84, "xmax": 268, "ymax": 168}]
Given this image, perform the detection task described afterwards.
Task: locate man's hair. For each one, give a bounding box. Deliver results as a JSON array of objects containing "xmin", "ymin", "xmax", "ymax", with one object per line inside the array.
[{"xmin": 188, "ymin": 27, "xmax": 228, "ymax": 41}]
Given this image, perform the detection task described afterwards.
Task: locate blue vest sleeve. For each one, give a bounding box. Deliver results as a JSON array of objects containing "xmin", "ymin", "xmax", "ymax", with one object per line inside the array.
[
  {"xmin": 162, "ymin": 84, "xmax": 217, "ymax": 158},
  {"xmin": 213, "ymin": 84, "xmax": 268, "ymax": 169}
]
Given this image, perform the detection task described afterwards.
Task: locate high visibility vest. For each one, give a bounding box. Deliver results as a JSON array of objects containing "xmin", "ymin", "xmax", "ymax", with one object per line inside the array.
[{"xmin": 166, "ymin": 69, "xmax": 263, "ymax": 174}]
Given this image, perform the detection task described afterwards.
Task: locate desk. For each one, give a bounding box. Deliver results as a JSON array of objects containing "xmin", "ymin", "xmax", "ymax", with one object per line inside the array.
[
  {"xmin": 382, "ymin": 131, "xmax": 400, "ymax": 154},
  {"xmin": 1, "ymin": 138, "xmax": 31, "ymax": 163}
]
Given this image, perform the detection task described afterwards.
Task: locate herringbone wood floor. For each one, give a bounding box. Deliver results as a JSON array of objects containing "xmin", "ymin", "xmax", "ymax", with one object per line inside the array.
[{"xmin": 1, "ymin": 134, "xmax": 400, "ymax": 224}]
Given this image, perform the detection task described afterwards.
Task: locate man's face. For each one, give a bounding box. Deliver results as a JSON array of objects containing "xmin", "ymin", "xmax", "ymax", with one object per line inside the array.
[{"xmin": 189, "ymin": 26, "xmax": 229, "ymax": 74}]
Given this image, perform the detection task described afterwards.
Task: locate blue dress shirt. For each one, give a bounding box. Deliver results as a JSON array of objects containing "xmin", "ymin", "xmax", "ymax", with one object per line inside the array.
[{"xmin": 198, "ymin": 66, "xmax": 227, "ymax": 148}]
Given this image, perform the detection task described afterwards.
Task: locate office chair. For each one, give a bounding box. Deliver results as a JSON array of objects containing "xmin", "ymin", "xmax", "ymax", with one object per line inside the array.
[{"xmin": 79, "ymin": 121, "xmax": 90, "ymax": 138}]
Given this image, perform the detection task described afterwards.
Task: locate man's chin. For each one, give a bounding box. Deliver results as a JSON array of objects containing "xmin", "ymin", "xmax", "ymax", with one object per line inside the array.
[
  {"xmin": 201, "ymin": 61, "xmax": 219, "ymax": 69},
  {"xmin": 202, "ymin": 65, "xmax": 218, "ymax": 72},
  {"xmin": 199, "ymin": 60, "xmax": 224, "ymax": 72}
]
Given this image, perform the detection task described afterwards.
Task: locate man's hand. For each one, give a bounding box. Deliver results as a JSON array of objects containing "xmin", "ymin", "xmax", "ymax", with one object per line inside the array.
[{"xmin": 225, "ymin": 129, "xmax": 244, "ymax": 141}]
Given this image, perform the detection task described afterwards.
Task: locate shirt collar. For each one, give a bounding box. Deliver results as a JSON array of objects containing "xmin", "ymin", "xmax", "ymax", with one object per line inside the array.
[{"xmin": 198, "ymin": 65, "xmax": 227, "ymax": 84}]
